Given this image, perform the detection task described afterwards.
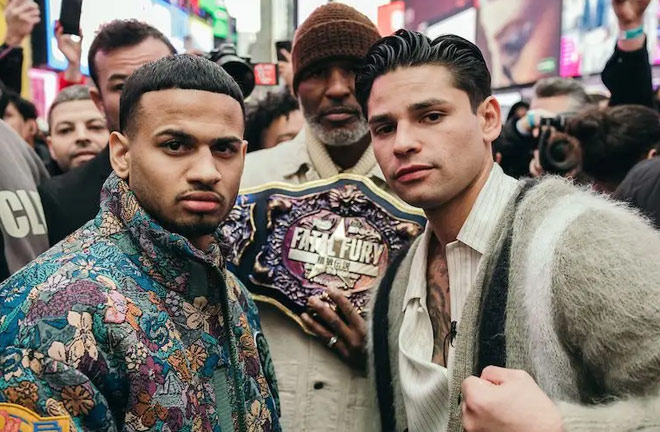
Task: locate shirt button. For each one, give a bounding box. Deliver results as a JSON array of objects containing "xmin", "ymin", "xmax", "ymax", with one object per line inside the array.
[{"xmin": 313, "ymin": 381, "xmax": 324, "ymax": 390}]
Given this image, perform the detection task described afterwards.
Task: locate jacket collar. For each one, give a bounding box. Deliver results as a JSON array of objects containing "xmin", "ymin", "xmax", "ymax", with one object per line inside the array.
[
  {"xmin": 95, "ymin": 173, "xmax": 226, "ymax": 295},
  {"xmin": 278, "ymin": 126, "xmax": 387, "ymax": 184}
]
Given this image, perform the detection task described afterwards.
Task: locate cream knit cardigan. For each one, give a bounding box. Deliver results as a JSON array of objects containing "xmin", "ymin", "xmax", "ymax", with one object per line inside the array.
[{"xmin": 369, "ymin": 176, "xmax": 660, "ymax": 432}]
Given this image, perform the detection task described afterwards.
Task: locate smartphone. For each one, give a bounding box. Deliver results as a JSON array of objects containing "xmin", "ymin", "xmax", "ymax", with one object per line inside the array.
[
  {"xmin": 275, "ymin": 40, "xmax": 292, "ymax": 62},
  {"xmin": 59, "ymin": 0, "xmax": 83, "ymax": 36}
]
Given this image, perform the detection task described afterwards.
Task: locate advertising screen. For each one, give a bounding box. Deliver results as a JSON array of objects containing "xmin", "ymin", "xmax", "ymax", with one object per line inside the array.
[
  {"xmin": 44, "ymin": 0, "xmax": 188, "ymax": 74},
  {"xmin": 404, "ymin": 0, "xmax": 474, "ymax": 32},
  {"xmin": 560, "ymin": 0, "xmax": 658, "ymax": 77},
  {"xmin": 188, "ymin": 16, "xmax": 215, "ymax": 53},
  {"xmin": 476, "ymin": 0, "xmax": 562, "ymax": 89},
  {"xmin": 425, "ymin": 7, "xmax": 476, "ymax": 43}
]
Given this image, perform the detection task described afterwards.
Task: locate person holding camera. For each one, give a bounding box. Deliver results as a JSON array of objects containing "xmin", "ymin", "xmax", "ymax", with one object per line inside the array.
[
  {"xmin": 496, "ymin": 0, "xmax": 654, "ymax": 179},
  {"xmin": 495, "ymin": 77, "xmax": 591, "ymax": 179}
]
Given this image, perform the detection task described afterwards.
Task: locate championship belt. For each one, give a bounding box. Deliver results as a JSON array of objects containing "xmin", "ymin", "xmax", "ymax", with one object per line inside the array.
[{"xmin": 221, "ymin": 174, "xmax": 425, "ymax": 330}]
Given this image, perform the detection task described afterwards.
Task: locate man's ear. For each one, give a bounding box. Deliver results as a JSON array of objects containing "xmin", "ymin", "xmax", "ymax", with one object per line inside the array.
[
  {"xmin": 478, "ymin": 96, "xmax": 502, "ymax": 144},
  {"xmin": 46, "ymin": 135, "xmax": 57, "ymax": 160},
  {"xmin": 90, "ymin": 87, "xmax": 106, "ymax": 116},
  {"xmin": 648, "ymin": 148, "xmax": 657, "ymax": 159},
  {"xmin": 240, "ymin": 139, "xmax": 247, "ymax": 158},
  {"xmin": 109, "ymin": 131, "xmax": 130, "ymax": 179}
]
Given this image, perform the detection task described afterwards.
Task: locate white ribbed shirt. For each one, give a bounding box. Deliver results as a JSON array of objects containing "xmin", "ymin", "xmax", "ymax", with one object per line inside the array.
[{"xmin": 398, "ymin": 164, "xmax": 518, "ymax": 432}]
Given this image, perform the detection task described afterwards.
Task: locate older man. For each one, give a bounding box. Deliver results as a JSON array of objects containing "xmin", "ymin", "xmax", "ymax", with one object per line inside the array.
[
  {"xmin": 241, "ymin": 3, "xmax": 384, "ymax": 431},
  {"xmin": 0, "ymin": 55, "xmax": 280, "ymax": 432}
]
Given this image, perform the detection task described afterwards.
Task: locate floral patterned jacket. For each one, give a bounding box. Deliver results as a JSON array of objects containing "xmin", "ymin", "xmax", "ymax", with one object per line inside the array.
[{"xmin": 0, "ymin": 173, "xmax": 281, "ymax": 432}]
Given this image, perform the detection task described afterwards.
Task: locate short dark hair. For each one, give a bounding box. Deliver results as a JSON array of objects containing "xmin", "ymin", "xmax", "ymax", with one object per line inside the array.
[
  {"xmin": 568, "ymin": 105, "xmax": 660, "ymax": 186},
  {"xmin": 88, "ymin": 20, "xmax": 177, "ymax": 89},
  {"xmin": 3, "ymin": 91, "xmax": 37, "ymax": 120},
  {"xmin": 119, "ymin": 54, "xmax": 245, "ymax": 135},
  {"xmin": 245, "ymin": 89, "xmax": 299, "ymax": 152},
  {"xmin": 356, "ymin": 29, "xmax": 491, "ymax": 117}
]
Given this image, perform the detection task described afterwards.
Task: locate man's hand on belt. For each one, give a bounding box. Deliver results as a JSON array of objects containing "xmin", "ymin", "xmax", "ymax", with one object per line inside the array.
[{"xmin": 301, "ymin": 287, "xmax": 367, "ymax": 372}]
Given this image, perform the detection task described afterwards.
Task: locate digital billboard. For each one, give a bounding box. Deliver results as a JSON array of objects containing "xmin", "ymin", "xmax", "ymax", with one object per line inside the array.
[
  {"xmin": 476, "ymin": 0, "xmax": 562, "ymax": 89},
  {"xmin": 44, "ymin": 0, "xmax": 190, "ymax": 74},
  {"xmin": 560, "ymin": 0, "xmax": 658, "ymax": 77}
]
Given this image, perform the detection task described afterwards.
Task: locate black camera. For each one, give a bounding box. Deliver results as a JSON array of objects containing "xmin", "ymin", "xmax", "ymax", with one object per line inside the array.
[
  {"xmin": 536, "ymin": 115, "xmax": 581, "ymax": 176},
  {"xmin": 207, "ymin": 43, "xmax": 255, "ymax": 98}
]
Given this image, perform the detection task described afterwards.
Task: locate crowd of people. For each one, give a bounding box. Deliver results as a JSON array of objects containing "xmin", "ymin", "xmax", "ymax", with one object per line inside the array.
[{"xmin": 2, "ymin": 0, "xmax": 660, "ymax": 431}]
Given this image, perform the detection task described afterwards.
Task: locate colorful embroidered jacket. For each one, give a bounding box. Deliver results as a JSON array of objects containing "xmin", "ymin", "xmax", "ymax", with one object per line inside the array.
[{"xmin": 0, "ymin": 173, "xmax": 281, "ymax": 432}]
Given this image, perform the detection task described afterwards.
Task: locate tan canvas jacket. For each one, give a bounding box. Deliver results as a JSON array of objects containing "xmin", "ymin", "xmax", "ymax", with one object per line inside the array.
[{"xmin": 240, "ymin": 127, "xmax": 388, "ymax": 432}]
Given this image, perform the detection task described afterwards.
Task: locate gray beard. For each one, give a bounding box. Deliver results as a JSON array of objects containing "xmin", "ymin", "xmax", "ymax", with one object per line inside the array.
[{"xmin": 305, "ymin": 111, "xmax": 370, "ymax": 147}]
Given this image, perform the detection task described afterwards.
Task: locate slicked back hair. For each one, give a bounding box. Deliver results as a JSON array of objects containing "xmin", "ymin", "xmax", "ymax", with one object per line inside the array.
[
  {"xmin": 88, "ymin": 20, "xmax": 177, "ymax": 89},
  {"xmin": 119, "ymin": 54, "xmax": 245, "ymax": 136},
  {"xmin": 356, "ymin": 29, "xmax": 492, "ymax": 117}
]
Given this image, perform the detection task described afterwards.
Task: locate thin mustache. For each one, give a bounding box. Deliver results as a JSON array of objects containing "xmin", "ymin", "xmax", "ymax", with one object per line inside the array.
[{"xmin": 175, "ymin": 189, "xmax": 224, "ymax": 203}]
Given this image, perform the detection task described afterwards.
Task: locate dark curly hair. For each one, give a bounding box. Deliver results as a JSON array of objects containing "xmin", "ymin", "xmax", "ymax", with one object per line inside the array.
[
  {"xmin": 244, "ymin": 89, "xmax": 299, "ymax": 152},
  {"xmin": 356, "ymin": 29, "xmax": 491, "ymax": 117},
  {"xmin": 568, "ymin": 105, "xmax": 660, "ymax": 188}
]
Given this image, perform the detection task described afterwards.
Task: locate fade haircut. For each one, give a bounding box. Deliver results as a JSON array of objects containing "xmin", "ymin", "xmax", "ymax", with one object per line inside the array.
[
  {"xmin": 119, "ymin": 54, "xmax": 245, "ymax": 136},
  {"xmin": 245, "ymin": 89, "xmax": 299, "ymax": 152},
  {"xmin": 533, "ymin": 77, "xmax": 591, "ymax": 112},
  {"xmin": 356, "ymin": 29, "xmax": 492, "ymax": 117},
  {"xmin": 88, "ymin": 20, "xmax": 177, "ymax": 89},
  {"xmin": 47, "ymin": 85, "xmax": 93, "ymax": 131}
]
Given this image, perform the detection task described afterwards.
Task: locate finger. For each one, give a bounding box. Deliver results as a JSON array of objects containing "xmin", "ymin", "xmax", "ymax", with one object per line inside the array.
[
  {"xmin": 326, "ymin": 288, "xmax": 365, "ymax": 331},
  {"xmin": 20, "ymin": 10, "xmax": 41, "ymax": 22},
  {"xmin": 308, "ymin": 296, "xmax": 354, "ymax": 343},
  {"xmin": 300, "ymin": 312, "xmax": 350, "ymax": 358},
  {"xmin": 301, "ymin": 312, "xmax": 334, "ymax": 339},
  {"xmin": 461, "ymin": 401, "xmax": 477, "ymax": 432},
  {"xmin": 333, "ymin": 338, "xmax": 350, "ymax": 358},
  {"xmin": 280, "ymin": 48, "xmax": 292, "ymax": 61},
  {"xmin": 15, "ymin": 1, "xmax": 37, "ymax": 14},
  {"xmin": 480, "ymin": 365, "xmax": 519, "ymax": 385},
  {"xmin": 461, "ymin": 375, "xmax": 484, "ymax": 396}
]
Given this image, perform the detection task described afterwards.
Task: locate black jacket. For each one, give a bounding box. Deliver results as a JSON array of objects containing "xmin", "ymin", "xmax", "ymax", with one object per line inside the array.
[
  {"xmin": 614, "ymin": 158, "xmax": 660, "ymax": 229},
  {"xmin": 602, "ymin": 39, "xmax": 655, "ymax": 109},
  {"xmin": 0, "ymin": 44, "xmax": 23, "ymax": 93},
  {"xmin": 38, "ymin": 145, "xmax": 112, "ymax": 245}
]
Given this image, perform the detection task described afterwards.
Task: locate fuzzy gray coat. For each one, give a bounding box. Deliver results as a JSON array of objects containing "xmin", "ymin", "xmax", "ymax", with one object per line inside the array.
[{"xmin": 368, "ymin": 176, "xmax": 660, "ymax": 432}]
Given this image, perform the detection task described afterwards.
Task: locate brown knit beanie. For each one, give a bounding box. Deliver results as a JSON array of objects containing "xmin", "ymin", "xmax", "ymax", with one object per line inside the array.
[{"xmin": 291, "ymin": 3, "xmax": 381, "ymax": 92}]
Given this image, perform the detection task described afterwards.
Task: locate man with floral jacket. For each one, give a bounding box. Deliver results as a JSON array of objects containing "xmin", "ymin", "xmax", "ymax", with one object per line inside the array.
[{"xmin": 0, "ymin": 55, "xmax": 281, "ymax": 431}]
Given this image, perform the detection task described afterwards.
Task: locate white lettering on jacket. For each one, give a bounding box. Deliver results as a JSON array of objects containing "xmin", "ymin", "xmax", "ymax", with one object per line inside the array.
[{"xmin": 0, "ymin": 190, "xmax": 47, "ymax": 238}]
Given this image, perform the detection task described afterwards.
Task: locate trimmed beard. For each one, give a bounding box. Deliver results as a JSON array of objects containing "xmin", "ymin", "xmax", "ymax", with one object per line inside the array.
[{"xmin": 305, "ymin": 110, "xmax": 370, "ymax": 148}]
